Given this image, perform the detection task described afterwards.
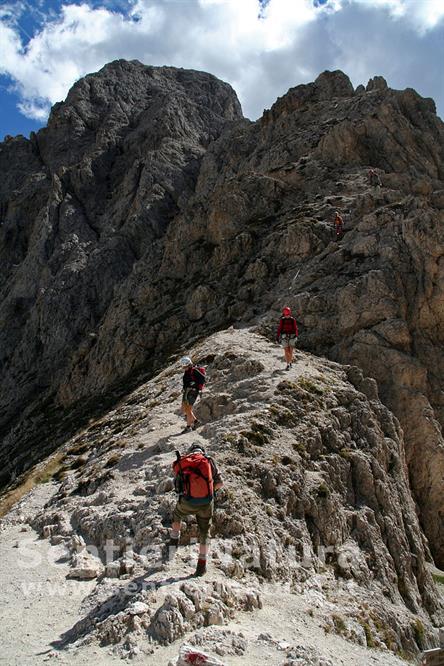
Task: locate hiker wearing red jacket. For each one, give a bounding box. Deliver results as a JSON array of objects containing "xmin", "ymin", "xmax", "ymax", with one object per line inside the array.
[
  {"xmin": 168, "ymin": 443, "xmax": 223, "ymax": 576},
  {"xmin": 180, "ymin": 356, "xmax": 205, "ymax": 432},
  {"xmin": 276, "ymin": 306, "xmax": 299, "ymax": 370},
  {"xmin": 334, "ymin": 210, "xmax": 343, "ymax": 239}
]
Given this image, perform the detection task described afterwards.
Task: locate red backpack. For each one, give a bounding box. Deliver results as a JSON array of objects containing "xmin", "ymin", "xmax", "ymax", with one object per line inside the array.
[
  {"xmin": 173, "ymin": 452, "xmax": 214, "ymax": 502},
  {"xmin": 192, "ymin": 366, "xmax": 206, "ymax": 390}
]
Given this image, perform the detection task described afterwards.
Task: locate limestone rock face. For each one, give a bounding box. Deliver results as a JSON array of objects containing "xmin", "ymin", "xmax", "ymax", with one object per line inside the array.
[
  {"xmin": 27, "ymin": 330, "xmax": 443, "ymax": 659},
  {"xmin": 0, "ymin": 60, "xmax": 242, "ymax": 486},
  {"xmin": 1, "ymin": 63, "xmax": 444, "ymax": 572}
]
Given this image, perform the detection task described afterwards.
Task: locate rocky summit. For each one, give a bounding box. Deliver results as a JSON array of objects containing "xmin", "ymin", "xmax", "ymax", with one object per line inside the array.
[{"xmin": 0, "ymin": 60, "xmax": 444, "ymax": 664}]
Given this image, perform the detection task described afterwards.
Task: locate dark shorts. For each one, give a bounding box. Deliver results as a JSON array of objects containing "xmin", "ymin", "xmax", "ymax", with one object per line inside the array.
[
  {"xmin": 172, "ymin": 498, "xmax": 213, "ymax": 544},
  {"xmin": 182, "ymin": 387, "xmax": 199, "ymax": 406}
]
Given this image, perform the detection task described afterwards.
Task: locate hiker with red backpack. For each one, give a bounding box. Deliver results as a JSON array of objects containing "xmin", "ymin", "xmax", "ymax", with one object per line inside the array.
[
  {"xmin": 168, "ymin": 443, "xmax": 223, "ymax": 576},
  {"xmin": 180, "ymin": 356, "xmax": 206, "ymax": 432},
  {"xmin": 276, "ymin": 306, "xmax": 299, "ymax": 370}
]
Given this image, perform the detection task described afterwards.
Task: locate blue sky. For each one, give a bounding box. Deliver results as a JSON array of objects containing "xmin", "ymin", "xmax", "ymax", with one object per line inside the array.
[{"xmin": 1, "ymin": 0, "xmax": 443, "ymax": 140}]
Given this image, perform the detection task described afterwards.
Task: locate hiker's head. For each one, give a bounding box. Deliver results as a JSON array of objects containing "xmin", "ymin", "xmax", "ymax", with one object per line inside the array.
[
  {"xmin": 188, "ymin": 443, "xmax": 205, "ymax": 454},
  {"xmin": 180, "ymin": 356, "xmax": 192, "ymax": 367},
  {"xmin": 282, "ymin": 306, "xmax": 291, "ymax": 317}
]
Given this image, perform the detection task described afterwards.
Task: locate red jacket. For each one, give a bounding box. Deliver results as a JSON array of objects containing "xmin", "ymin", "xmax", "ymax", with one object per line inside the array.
[{"xmin": 277, "ymin": 316, "xmax": 298, "ymax": 339}]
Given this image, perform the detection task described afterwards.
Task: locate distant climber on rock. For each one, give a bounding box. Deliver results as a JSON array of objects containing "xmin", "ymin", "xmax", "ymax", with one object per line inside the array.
[
  {"xmin": 368, "ymin": 168, "xmax": 382, "ymax": 188},
  {"xmin": 334, "ymin": 210, "xmax": 343, "ymax": 240},
  {"xmin": 276, "ymin": 306, "xmax": 299, "ymax": 370},
  {"xmin": 168, "ymin": 443, "xmax": 223, "ymax": 576},
  {"xmin": 180, "ymin": 356, "xmax": 206, "ymax": 432}
]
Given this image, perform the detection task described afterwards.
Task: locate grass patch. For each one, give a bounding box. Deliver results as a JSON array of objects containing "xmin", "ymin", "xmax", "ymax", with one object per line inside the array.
[
  {"xmin": 339, "ymin": 447, "xmax": 353, "ymax": 460},
  {"xmin": 35, "ymin": 455, "xmax": 66, "ymax": 484},
  {"xmin": 67, "ymin": 442, "xmax": 90, "ymax": 456},
  {"xmin": 432, "ymin": 572, "xmax": 444, "ymax": 585},
  {"xmin": 268, "ymin": 403, "xmax": 297, "ymax": 426},
  {"xmin": 358, "ymin": 621, "xmax": 375, "ymax": 648},
  {"xmin": 317, "ymin": 483, "xmax": 330, "ymax": 499},
  {"xmin": 332, "ymin": 614, "xmax": 347, "ymax": 635},
  {"xmin": 240, "ymin": 429, "xmax": 268, "ymax": 447},
  {"xmin": 412, "ymin": 618, "xmax": 425, "ymax": 650},
  {"xmin": 0, "ymin": 452, "xmax": 66, "ymax": 518},
  {"xmin": 292, "ymin": 441, "xmax": 307, "ymax": 455},
  {"xmin": 276, "ymin": 379, "xmax": 324, "ymax": 405},
  {"xmin": 223, "ymin": 433, "xmax": 239, "ymax": 445},
  {"xmin": 105, "ymin": 454, "xmax": 121, "ymax": 468},
  {"xmin": 397, "ymin": 575, "xmax": 409, "ymax": 602},
  {"xmin": 240, "ymin": 420, "xmax": 273, "ymax": 447},
  {"xmin": 298, "ymin": 377, "xmax": 326, "ymax": 395}
]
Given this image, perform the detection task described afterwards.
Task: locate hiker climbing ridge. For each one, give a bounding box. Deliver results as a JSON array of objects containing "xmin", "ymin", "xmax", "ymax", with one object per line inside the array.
[
  {"xmin": 368, "ymin": 168, "xmax": 382, "ymax": 188},
  {"xmin": 168, "ymin": 443, "xmax": 223, "ymax": 577},
  {"xmin": 276, "ymin": 306, "xmax": 299, "ymax": 371},
  {"xmin": 333, "ymin": 210, "xmax": 343, "ymax": 240},
  {"xmin": 180, "ymin": 356, "xmax": 206, "ymax": 432}
]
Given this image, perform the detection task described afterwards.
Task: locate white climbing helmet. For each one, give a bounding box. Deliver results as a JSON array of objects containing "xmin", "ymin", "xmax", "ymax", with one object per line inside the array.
[
  {"xmin": 188, "ymin": 443, "xmax": 205, "ymax": 454},
  {"xmin": 180, "ymin": 356, "xmax": 192, "ymax": 366}
]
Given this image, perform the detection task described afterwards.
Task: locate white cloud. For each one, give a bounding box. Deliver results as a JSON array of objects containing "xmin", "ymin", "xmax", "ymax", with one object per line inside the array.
[
  {"xmin": 0, "ymin": 0, "xmax": 443, "ymax": 124},
  {"xmin": 17, "ymin": 98, "xmax": 50, "ymax": 120},
  {"xmin": 349, "ymin": 0, "xmax": 444, "ymax": 30}
]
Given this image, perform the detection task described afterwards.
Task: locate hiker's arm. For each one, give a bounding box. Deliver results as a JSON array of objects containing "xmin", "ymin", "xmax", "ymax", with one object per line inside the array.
[
  {"xmin": 276, "ymin": 319, "xmax": 282, "ymax": 341},
  {"xmin": 210, "ymin": 459, "xmax": 223, "ymax": 489}
]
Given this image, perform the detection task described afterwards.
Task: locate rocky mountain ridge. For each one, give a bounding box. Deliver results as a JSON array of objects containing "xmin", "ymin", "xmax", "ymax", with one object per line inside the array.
[
  {"xmin": 1, "ymin": 329, "xmax": 442, "ymax": 664},
  {"xmin": 0, "ymin": 61, "xmax": 443, "ymax": 576}
]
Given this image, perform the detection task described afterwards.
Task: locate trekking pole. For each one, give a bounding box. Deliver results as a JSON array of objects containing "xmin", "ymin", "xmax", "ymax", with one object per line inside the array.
[{"xmin": 287, "ymin": 268, "xmax": 301, "ymax": 293}]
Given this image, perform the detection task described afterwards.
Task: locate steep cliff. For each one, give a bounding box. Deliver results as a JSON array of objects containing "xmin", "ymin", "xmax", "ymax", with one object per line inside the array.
[
  {"xmin": 0, "ymin": 59, "xmax": 242, "ymax": 486},
  {"xmin": 1, "ymin": 62, "xmax": 444, "ymax": 572}
]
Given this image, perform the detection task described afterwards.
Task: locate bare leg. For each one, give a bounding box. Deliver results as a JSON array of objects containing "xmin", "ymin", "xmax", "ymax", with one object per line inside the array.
[
  {"xmin": 182, "ymin": 403, "xmax": 196, "ymax": 427},
  {"xmin": 288, "ymin": 346, "xmax": 294, "ymax": 364}
]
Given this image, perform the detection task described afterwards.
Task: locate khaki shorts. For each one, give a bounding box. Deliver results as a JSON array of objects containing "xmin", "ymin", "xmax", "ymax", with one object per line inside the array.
[
  {"xmin": 182, "ymin": 387, "xmax": 199, "ymax": 406},
  {"xmin": 280, "ymin": 334, "xmax": 297, "ymax": 348},
  {"xmin": 172, "ymin": 498, "xmax": 213, "ymax": 544}
]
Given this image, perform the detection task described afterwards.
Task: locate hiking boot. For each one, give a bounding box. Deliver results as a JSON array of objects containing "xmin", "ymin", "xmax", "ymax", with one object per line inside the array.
[
  {"xmin": 194, "ymin": 559, "xmax": 207, "ymax": 577},
  {"xmin": 285, "ymin": 364, "xmax": 290, "ymax": 371},
  {"xmin": 182, "ymin": 425, "xmax": 192, "ymax": 433},
  {"xmin": 192, "ymin": 419, "xmax": 201, "ymax": 430}
]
